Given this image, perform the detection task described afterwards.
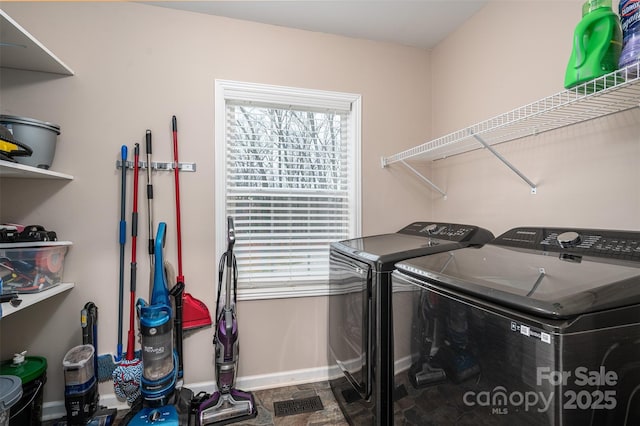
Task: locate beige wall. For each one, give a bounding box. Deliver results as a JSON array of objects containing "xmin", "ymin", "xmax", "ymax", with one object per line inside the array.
[
  {"xmin": 427, "ymin": 0, "xmax": 640, "ymax": 235},
  {"xmin": 0, "ymin": 2, "xmax": 432, "ymax": 405}
]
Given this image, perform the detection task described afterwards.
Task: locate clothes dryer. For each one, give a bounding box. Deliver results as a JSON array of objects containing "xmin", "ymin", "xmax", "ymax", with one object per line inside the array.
[
  {"xmin": 392, "ymin": 226, "xmax": 640, "ymax": 425},
  {"xmin": 328, "ymin": 221, "xmax": 494, "ymax": 425}
]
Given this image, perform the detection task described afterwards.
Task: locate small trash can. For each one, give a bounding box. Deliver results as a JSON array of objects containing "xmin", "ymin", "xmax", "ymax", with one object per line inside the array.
[
  {"xmin": 0, "ymin": 376, "xmax": 22, "ymax": 426},
  {"xmin": 0, "ymin": 354, "xmax": 47, "ymax": 426}
]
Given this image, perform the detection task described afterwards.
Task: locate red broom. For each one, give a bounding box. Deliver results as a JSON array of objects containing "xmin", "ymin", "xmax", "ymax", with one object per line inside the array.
[{"xmin": 172, "ymin": 115, "xmax": 212, "ymax": 332}]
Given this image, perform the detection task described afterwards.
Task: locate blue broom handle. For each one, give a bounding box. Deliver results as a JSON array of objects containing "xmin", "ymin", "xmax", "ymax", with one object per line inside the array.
[{"xmin": 118, "ymin": 145, "xmax": 127, "ymax": 360}]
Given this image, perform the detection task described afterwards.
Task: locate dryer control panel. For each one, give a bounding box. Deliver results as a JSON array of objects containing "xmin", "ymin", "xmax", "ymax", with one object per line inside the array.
[
  {"xmin": 398, "ymin": 222, "xmax": 493, "ymax": 244},
  {"xmin": 494, "ymin": 227, "xmax": 640, "ymax": 262}
]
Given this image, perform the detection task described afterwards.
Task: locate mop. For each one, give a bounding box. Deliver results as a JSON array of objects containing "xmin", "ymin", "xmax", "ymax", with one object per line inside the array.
[
  {"xmin": 117, "ymin": 145, "xmax": 127, "ymax": 361},
  {"xmin": 198, "ymin": 217, "xmax": 257, "ymax": 425},
  {"xmin": 113, "ymin": 143, "xmax": 143, "ymax": 404},
  {"xmin": 95, "ymin": 146, "xmax": 129, "ymax": 380}
]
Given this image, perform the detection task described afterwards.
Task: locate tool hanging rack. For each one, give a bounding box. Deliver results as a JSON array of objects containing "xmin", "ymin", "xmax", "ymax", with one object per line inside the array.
[
  {"xmin": 116, "ymin": 160, "xmax": 196, "ymax": 172},
  {"xmin": 381, "ymin": 61, "xmax": 640, "ymax": 196}
]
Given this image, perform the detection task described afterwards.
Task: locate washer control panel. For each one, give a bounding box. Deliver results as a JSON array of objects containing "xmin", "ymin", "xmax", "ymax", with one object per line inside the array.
[
  {"xmin": 399, "ymin": 222, "xmax": 488, "ymax": 242},
  {"xmin": 495, "ymin": 227, "xmax": 640, "ymax": 262}
]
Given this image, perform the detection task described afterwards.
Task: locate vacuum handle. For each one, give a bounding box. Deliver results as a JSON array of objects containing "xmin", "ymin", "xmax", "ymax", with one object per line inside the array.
[
  {"xmin": 227, "ymin": 216, "xmax": 235, "ymax": 252},
  {"xmin": 81, "ymin": 307, "xmax": 90, "ymax": 345},
  {"xmin": 225, "ymin": 217, "xmax": 236, "ymax": 310}
]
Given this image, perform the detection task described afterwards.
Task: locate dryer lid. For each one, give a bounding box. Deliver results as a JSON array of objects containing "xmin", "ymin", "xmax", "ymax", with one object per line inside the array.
[
  {"xmin": 332, "ymin": 233, "xmax": 464, "ymax": 266},
  {"xmin": 331, "ymin": 222, "xmax": 493, "ymax": 268}
]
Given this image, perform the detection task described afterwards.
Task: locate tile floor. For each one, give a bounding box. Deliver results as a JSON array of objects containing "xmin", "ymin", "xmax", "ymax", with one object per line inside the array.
[
  {"xmin": 231, "ymin": 381, "xmax": 348, "ymax": 426},
  {"xmin": 111, "ymin": 381, "xmax": 348, "ymax": 425}
]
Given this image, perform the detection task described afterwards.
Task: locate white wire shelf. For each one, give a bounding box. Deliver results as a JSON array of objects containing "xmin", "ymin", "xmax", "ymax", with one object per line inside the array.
[{"xmin": 382, "ymin": 61, "xmax": 640, "ymax": 168}]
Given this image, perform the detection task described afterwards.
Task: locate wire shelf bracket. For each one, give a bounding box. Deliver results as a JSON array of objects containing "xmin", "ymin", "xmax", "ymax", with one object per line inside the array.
[
  {"xmin": 470, "ymin": 130, "xmax": 537, "ymax": 194},
  {"xmin": 400, "ymin": 160, "xmax": 447, "ymax": 198}
]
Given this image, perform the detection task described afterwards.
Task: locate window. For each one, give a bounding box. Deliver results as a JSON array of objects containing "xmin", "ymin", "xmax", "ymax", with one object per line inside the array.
[{"xmin": 215, "ymin": 80, "xmax": 361, "ymax": 300}]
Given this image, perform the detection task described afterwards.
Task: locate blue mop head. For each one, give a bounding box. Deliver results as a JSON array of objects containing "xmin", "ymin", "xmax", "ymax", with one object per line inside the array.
[
  {"xmin": 97, "ymin": 350, "xmax": 142, "ymax": 382},
  {"xmin": 97, "ymin": 353, "xmax": 117, "ymax": 382}
]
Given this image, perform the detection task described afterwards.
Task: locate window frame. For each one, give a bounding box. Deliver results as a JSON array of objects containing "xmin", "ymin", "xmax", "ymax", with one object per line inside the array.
[{"xmin": 214, "ymin": 79, "xmax": 362, "ymax": 300}]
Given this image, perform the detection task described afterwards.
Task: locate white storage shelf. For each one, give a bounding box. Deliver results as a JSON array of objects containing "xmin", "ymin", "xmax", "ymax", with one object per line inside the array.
[
  {"xmin": 0, "ymin": 9, "xmax": 74, "ymax": 75},
  {"xmin": 1, "ymin": 7, "xmax": 75, "ymax": 318},
  {"xmin": 0, "ymin": 168, "xmax": 74, "ymax": 318},
  {"xmin": 1, "ymin": 283, "xmax": 74, "ymax": 318},
  {"xmin": 0, "ymin": 160, "xmax": 73, "ymax": 180},
  {"xmin": 382, "ymin": 62, "xmax": 640, "ymax": 195}
]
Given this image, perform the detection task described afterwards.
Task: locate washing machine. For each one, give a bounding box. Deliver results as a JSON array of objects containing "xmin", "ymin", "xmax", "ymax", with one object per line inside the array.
[
  {"xmin": 328, "ymin": 221, "xmax": 494, "ymax": 425},
  {"xmin": 392, "ymin": 226, "xmax": 640, "ymax": 425}
]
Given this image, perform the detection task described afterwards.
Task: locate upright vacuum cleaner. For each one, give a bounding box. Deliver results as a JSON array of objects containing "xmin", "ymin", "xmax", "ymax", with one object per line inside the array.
[
  {"xmin": 198, "ymin": 217, "xmax": 257, "ymax": 425},
  {"xmin": 128, "ymin": 222, "xmax": 180, "ymax": 425}
]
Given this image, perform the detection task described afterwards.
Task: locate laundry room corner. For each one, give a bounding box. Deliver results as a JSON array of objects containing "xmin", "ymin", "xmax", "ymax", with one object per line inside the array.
[{"xmin": 428, "ymin": 0, "xmax": 640, "ymax": 235}]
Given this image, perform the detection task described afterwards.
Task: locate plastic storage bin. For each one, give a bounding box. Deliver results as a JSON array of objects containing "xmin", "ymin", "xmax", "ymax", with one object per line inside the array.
[{"xmin": 0, "ymin": 241, "xmax": 71, "ymax": 294}]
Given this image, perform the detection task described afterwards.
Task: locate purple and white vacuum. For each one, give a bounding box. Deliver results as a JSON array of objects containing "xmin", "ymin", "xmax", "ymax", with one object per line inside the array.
[{"xmin": 198, "ymin": 217, "xmax": 257, "ymax": 425}]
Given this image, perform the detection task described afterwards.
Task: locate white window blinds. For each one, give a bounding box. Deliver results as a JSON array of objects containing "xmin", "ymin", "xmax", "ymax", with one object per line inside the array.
[{"xmin": 225, "ymin": 101, "xmax": 351, "ymax": 286}]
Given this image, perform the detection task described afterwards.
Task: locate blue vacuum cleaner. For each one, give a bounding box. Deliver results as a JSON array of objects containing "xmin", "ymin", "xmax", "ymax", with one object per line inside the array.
[{"xmin": 128, "ymin": 222, "xmax": 179, "ymax": 425}]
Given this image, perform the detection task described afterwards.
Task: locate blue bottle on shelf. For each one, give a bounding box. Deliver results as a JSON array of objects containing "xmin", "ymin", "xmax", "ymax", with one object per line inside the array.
[{"xmin": 619, "ymin": 0, "xmax": 640, "ymax": 68}]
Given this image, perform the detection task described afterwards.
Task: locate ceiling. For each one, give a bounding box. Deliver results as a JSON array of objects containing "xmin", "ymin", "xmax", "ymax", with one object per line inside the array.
[{"xmin": 143, "ymin": 1, "xmax": 488, "ymax": 50}]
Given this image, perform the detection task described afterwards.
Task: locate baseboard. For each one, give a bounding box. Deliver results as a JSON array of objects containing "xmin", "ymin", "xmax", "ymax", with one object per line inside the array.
[{"xmin": 43, "ymin": 365, "xmax": 337, "ymax": 421}]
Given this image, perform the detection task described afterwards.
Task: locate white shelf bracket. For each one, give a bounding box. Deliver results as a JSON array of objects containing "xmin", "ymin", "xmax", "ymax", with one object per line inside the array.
[
  {"xmin": 470, "ymin": 131, "xmax": 537, "ymax": 194},
  {"xmin": 400, "ymin": 160, "xmax": 447, "ymax": 198}
]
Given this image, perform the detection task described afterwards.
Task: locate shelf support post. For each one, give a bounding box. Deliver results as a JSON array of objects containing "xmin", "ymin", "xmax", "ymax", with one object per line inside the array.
[
  {"xmin": 400, "ymin": 160, "xmax": 447, "ymax": 198},
  {"xmin": 470, "ymin": 131, "xmax": 537, "ymax": 194}
]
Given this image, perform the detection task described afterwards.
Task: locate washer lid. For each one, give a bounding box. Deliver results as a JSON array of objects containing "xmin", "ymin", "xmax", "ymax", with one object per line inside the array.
[{"xmin": 396, "ymin": 228, "xmax": 640, "ymax": 319}]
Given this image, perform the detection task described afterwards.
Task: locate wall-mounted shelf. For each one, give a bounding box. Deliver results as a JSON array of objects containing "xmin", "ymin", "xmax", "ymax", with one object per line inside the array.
[
  {"xmin": 0, "ymin": 283, "xmax": 74, "ymax": 319},
  {"xmin": 382, "ymin": 61, "xmax": 640, "ymax": 195},
  {"xmin": 0, "ymin": 160, "xmax": 73, "ymax": 180},
  {"xmin": 0, "ymin": 9, "xmax": 74, "ymax": 75}
]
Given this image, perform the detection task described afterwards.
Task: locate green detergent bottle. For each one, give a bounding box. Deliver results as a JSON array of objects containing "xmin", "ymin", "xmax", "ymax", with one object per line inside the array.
[{"xmin": 564, "ymin": 0, "xmax": 623, "ymax": 89}]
